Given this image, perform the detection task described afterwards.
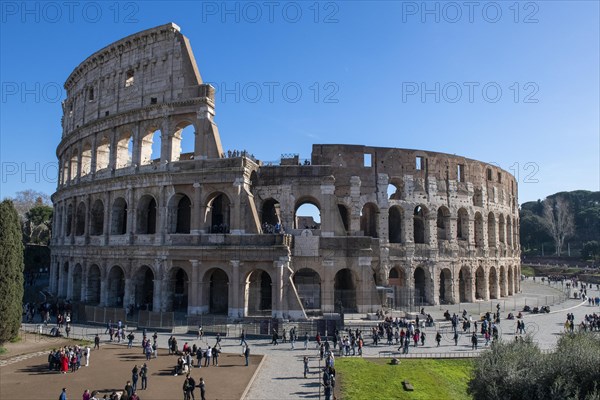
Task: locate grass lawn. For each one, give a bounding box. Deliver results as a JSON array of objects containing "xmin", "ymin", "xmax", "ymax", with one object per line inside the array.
[
  {"xmin": 521, "ymin": 264, "xmax": 536, "ymax": 277},
  {"xmin": 335, "ymin": 357, "xmax": 473, "ymax": 400}
]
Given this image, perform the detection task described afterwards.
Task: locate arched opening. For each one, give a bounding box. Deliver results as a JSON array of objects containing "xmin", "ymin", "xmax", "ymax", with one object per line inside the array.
[
  {"xmin": 474, "ymin": 212, "xmax": 484, "ymax": 248},
  {"xmin": 489, "ymin": 267, "xmax": 499, "ymax": 299},
  {"xmin": 507, "ymin": 266, "xmax": 514, "ymax": 295},
  {"xmin": 414, "ymin": 266, "xmax": 430, "ymax": 305},
  {"xmin": 487, "ymin": 212, "xmax": 496, "ymax": 247},
  {"xmin": 116, "ymin": 131, "xmax": 133, "ymax": 169},
  {"xmin": 473, "ymin": 188, "xmax": 483, "ymax": 207},
  {"xmin": 334, "ymin": 269, "xmax": 357, "ymax": 313},
  {"xmin": 90, "ymin": 199, "xmax": 104, "ymax": 236},
  {"xmin": 457, "ymin": 208, "xmax": 469, "ymax": 240},
  {"xmin": 261, "ymin": 198, "xmax": 281, "ymax": 233},
  {"xmin": 389, "ymin": 266, "xmax": 407, "ymax": 307},
  {"xmin": 246, "ymin": 270, "xmax": 272, "ymax": 316},
  {"xmin": 208, "ymin": 193, "xmax": 230, "ymax": 233},
  {"xmin": 388, "ymin": 206, "xmax": 403, "ymax": 243},
  {"xmin": 171, "ymin": 123, "xmax": 195, "ymax": 161},
  {"xmin": 75, "ymin": 202, "xmax": 86, "ymax": 236},
  {"xmin": 69, "ymin": 150, "xmax": 78, "ymax": 181},
  {"xmin": 458, "ymin": 266, "xmax": 472, "ymax": 303},
  {"xmin": 475, "ymin": 266, "xmax": 486, "ymax": 300},
  {"xmin": 387, "ymin": 180, "xmax": 403, "ymax": 200},
  {"xmin": 141, "ymin": 129, "xmax": 162, "ymax": 165},
  {"xmin": 87, "ymin": 264, "xmax": 101, "ymax": 304},
  {"xmin": 165, "ymin": 267, "xmax": 188, "ymax": 312},
  {"xmin": 61, "ymin": 263, "xmax": 69, "ymax": 297},
  {"xmin": 436, "ymin": 206, "xmax": 451, "ymax": 241},
  {"xmin": 111, "ymin": 197, "xmax": 127, "ymax": 235},
  {"xmin": 137, "ymin": 195, "xmax": 157, "ymax": 234},
  {"xmin": 338, "ymin": 204, "xmax": 350, "ymax": 232},
  {"xmin": 107, "ymin": 266, "xmax": 125, "ymax": 307},
  {"xmin": 413, "ymin": 205, "xmax": 428, "ymax": 244},
  {"xmin": 293, "ymin": 268, "xmax": 321, "ymax": 311},
  {"xmin": 506, "ymin": 219, "xmax": 513, "ymax": 247},
  {"xmin": 205, "ymin": 268, "xmax": 229, "ymax": 314},
  {"xmin": 135, "ymin": 266, "xmax": 155, "ymax": 310},
  {"xmin": 71, "ymin": 264, "xmax": 82, "ymax": 301},
  {"xmin": 498, "ymin": 214, "xmax": 505, "ymax": 244},
  {"xmin": 439, "ymin": 268, "xmax": 452, "ymax": 304},
  {"xmin": 168, "ymin": 194, "xmax": 191, "ymax": 234},
  {"xmin": 66, "ymin": 204, "xmax": 73, "ymax": 237},
  {"xmin": 295, "ymin": 200, "xmax": 321, "ymax": 229},
  {"xmin": 499, "ymin": 265, "xmax": 507, "ymax": 297},
  {"xmin": 81, "ymin": 142, "xmax": 92, "ymax": 176},
  {"xmin": 360, "ymin": 202, "xmax": 378, "ymax": 238},
  {"xmin": 95, "ymin": 135, "xmax": 110, "ymax": 171}
]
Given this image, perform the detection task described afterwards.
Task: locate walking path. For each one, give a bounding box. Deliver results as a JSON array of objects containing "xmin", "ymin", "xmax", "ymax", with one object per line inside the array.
[{"xmin": 16, "ymin": 279, "xmax": 599, "ymax": 400}]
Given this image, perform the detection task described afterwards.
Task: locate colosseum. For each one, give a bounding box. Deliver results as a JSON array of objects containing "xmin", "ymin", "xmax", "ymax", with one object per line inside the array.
[{"xmin": 49, "ymin": 23, "xmax": 521, "ymax": 321}]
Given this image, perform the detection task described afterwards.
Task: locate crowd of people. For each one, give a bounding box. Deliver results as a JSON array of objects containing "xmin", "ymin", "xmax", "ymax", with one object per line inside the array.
[{"xmin": 47, "ymin": 344, "xmax": 91, "ymax": 373}]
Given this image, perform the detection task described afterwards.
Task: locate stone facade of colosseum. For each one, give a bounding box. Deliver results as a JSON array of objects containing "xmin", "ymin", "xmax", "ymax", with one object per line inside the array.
[{"xmin": 50, "ymin": 23, "xmax": 521, "ymax": 320}]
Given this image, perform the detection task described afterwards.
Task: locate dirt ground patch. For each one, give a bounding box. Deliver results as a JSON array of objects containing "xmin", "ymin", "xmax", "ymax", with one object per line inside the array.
[{"xmin": 0, "ymin": 343, "xmax": 262, "ymax": 400}]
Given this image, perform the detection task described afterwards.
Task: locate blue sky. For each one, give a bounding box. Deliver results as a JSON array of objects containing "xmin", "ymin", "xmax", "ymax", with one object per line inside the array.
[{"xmin": 1, "ymin": 1, "xmax": 598, "ymax": 204}]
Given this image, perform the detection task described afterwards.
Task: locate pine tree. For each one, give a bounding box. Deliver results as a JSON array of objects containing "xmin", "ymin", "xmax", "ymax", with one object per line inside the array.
[{"xmin": 0, "ymin": 200, "xmax": 25, "ymax": 344}]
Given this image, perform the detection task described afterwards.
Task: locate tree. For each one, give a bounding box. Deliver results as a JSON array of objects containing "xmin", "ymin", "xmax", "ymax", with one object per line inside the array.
[
  {"xmin": 468, "ymin": 333, "xmax": 600, "ymax": 400},
  {"xmin": 581, "ymin": 241, "xmax": 600, "ymax": 261},
  {"xmin": 0, "ymin": 200, "xmax": 25, "ymax": 344},
  {"xmin": 542, "ymin": 196, "xmax": 575, "ymax": 256},
  {"xmin": 9, "ymin": 190, "xmax": 51, "ymax": 219},
  {"xmin": 24, "ymin": 204, "xmax": 53, "ymax": 244}
]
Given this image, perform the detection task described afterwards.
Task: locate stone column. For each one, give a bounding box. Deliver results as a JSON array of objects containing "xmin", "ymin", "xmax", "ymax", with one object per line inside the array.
[
  {"xmin": 357, "ymin": 257, "xmax": 373, "ymax": 313},
  {"xmin": 272, "ymin": 259, "xmax": 285, "ymax": 318},
  {"xmin": 349, "ymin": 176, "xmax": 361, "ymax": 234},
  {"xmin": 127, "ymin": 186, "xmax": 135, "ymax": 244},
  {"xmin": 188, "ymin": 260, "xmax": 200, "ymax": 314},
  {"xmin": 99, "ymin": 264, "xmax": 108, "ymax": 307},
  {"xmin": 66, "ymin": 261, "xmax": 74, "ymax": 300},
  {"xmin": 230, "ymin": 260, "xmax": 242, "ymax": 317},
  {"xmin": 80, "ymin": 262, "xmax": 88, "ymax": 302},
  {"xmin": 152, "ymin": 259, "xmax": 164, "ymax": 312},
  {"xmin": 103, "ymin": 191, "xmax": 110, "ymax": 243},
  {"xmin": 158, "ymin": 186, "xmax": 167, "ymax": 244},
  {"xmin": 90, "ymin": 133, "xmax": 98, "ymax": 176},
  {"xmin": 191, "ymin": 182, "xmax": 202, "ymax": 235}
]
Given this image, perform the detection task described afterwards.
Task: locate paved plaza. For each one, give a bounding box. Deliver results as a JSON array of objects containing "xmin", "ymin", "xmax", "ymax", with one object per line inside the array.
[{"xmin": 6, "ymin": 279, "xmax": 599, "ymax": 399}]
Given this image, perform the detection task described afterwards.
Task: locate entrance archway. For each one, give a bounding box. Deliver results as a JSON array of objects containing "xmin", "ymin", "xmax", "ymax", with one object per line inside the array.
[
  {"xmin": 205, "ymin": 269, "xmax": 229, "ymax": 314},
  {"xmin": 86, "ymin": 264, "xmax": 101, "ymax": 304},
  {"xmin": 135, "ymin": 266, "xmax": 155, "ymax": 310},
  {"xmin": 389, "ymin": 266, "xmax": 407, "ymax": 307},
  {"xmin": 475, "ymin": 266, "xmax": 486, "ymax": 300},
  {"xmin": 458, "ymin": 266, "xmax": 472, "ymax": 303},
  {"xmin": 489, "ymin": 267, "xmax": 499, "ymax": 299},
  {"xmin": 293, "ymin": 268, "xmax": 321, "ymax": 311},
  {"xmin": 334, "ymin": 269, "xmax": 357, "ymax": 313},
  {"xmin": 414, "ymin": 266, "xmax": 430, "ymax": 305},
  {"xmin": 107, "ymin": 265, "xmax": 125, "ymax": 307},
  {"xmin": 246, "ymin": 270, "xmax": 272, "ymax": 315},
  {"xmin": 165, "ymin": 267, "xmax": 189, "ymax": 312},
  {"xmin": 439, "ymin": 268, "xmax": 452, "ymax": 304}
]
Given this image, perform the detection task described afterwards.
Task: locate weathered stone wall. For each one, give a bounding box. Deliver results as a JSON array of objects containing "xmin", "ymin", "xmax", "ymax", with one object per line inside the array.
[{"xmin": 51, "ymin": 23, "xmax": 521, "ymax": 321}]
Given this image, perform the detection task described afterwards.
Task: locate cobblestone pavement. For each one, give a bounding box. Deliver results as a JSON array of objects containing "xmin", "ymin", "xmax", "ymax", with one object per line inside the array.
[{"xmin": 17, "ymin": 279, "xmax": 600, "ymax": 399}]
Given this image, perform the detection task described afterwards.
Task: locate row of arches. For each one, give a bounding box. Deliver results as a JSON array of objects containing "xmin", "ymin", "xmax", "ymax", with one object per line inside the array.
[
  {"xmin": 55, "ymin": 261, "xmax": 364, "ymax": 314},
  {"xmin": 388, "ymin": 264, "xmax": 520, "ymax": 306},
  {"xmin": 60, "ymin": 122, "xmax": 197, "ymax": 185}
]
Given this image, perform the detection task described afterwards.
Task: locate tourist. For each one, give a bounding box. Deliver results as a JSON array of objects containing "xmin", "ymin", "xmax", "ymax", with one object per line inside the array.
[
  {"xmin": 196, "ymin": 346, "xmax": 203, "ymax": 367},
  {"xmin": 304, "ymin": 332, "xmax": 309, "ymax": 350},
  {"xmin": 244, "ymin": 345, "xmax": 250, "ymax": 366},
  {"xmin": 85, "ymin": 345, "xmax": 91, "ymax": 366},
  {"xmin": 59, "ymin": 388, "xmax": 67, "ymax": 400},
  {"xmin": 94, "ymin": 334, "xmax": 100, "ymax": 350},
  {"xmin": 140, "ymin": 363, "xmax": 148, "ymax": 390},
  {"xmin": 303, "ymin": 356, "xmax": 309, "ymax": 378},
  {"xmin": 471, "ymin": 332, "xmax": 478, "ymax": 350},
  {"xmin": 131, "ymin": 365, "xmax": 139, "ymax": 391},
  {"xmin": 130, "ymin": 392, "xmax": 140, "ymax": 400},
  {"xmin": 124, "ymin": 381, "xmax": 133, "ymax": 398},
  {"xmin": 82, "ymin": 389, "xmax": 91, "ymax": 400},
  {"xmin": 435, "ymin": 332, "xmax": 442, "ymax": 347},
  {"xmin": 198, "ymin": 377, "xmax": 206, "ymax": 400},
  {"xmin": 204, "ymin": 346, "xmax": 212, "ymax": 367},
  {"xmin": 212, "ymin": 345, "xmax": 219, "ymax": 366}
]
